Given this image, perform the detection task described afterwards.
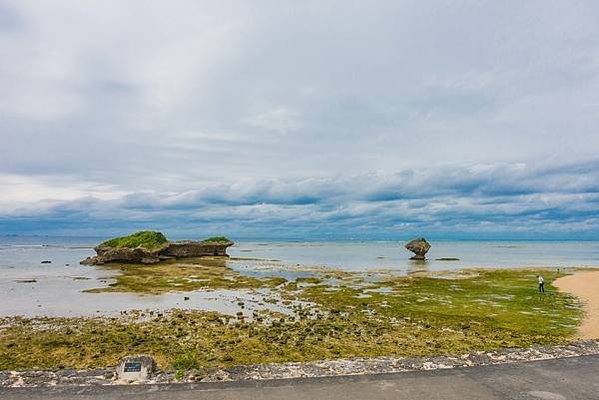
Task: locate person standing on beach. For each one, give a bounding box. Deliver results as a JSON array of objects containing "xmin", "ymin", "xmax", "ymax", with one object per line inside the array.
[{"xmin": 537, "ymin": 275, "xmax": 545, "ymax": 293}]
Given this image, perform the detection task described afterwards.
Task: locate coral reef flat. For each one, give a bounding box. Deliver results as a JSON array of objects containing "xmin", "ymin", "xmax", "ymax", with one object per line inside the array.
[
  {"xmin": 0, "ymin": 266, "xmax": 583, "ymax": 372},
  {"xmin": 2, "ymin": 237, "xmax": 597, "ymax": 383}
]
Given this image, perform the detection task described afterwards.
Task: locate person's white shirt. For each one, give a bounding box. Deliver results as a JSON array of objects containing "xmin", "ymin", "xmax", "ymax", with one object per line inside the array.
[{"xmin": 538, "ymin": 276, "xmax": 544, "ymax": 284}]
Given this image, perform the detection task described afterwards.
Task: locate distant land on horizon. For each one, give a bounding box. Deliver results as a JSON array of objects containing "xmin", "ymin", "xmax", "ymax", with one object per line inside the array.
[{"xmin": 1, "ymin": 233, "xmax": 598, "ymax": 242}]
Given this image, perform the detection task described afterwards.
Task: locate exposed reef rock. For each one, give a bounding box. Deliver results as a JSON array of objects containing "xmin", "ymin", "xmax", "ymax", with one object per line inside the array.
[
  {"xmin": 80, "ymin": 246, "xmax": 164, "ymax": 265},
  {"xmin": 80, "ymin": 231, "xmax": 233, "ymax": 265},
  {"xmin": 163, "ymin": 240, "xmax": 231, "ymax": 258},
  {"xmin": 404, "ymin": 237, "xmax": 431, "ymax": 260}
]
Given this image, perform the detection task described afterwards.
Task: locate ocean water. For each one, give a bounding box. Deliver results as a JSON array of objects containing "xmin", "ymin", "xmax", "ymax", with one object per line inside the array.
[
  {"xmin": 229, "ymin": 240, "xmax": 599, "ymax": 271},
  {"xmin": 1, "ymin": 236, "xmax": 598, "ymax": 317}
]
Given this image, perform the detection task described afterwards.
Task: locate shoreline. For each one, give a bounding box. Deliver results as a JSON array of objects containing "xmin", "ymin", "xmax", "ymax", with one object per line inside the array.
[
  {"xmin": 2, "ymin": 340, "xmax": 599, "ymax": 388},
  {"xmin": 554, "ymin": 270, "xmax": 599, "ymax": 339}
]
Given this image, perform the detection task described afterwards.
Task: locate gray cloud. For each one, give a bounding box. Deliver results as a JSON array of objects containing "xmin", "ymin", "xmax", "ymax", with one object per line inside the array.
[
  {"xmin": 2, "ymin": 161, "xmax": 598, "ymax": 238},
  {"xmin": 0, "ymin": 1, "xmax": 598, "ymax": 237}
]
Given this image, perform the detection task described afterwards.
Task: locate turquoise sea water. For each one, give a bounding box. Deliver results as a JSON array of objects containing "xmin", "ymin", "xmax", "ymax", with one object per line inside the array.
[{"xmin": 1, "ymin": 236, "xmax": 598, "ymax": 317}]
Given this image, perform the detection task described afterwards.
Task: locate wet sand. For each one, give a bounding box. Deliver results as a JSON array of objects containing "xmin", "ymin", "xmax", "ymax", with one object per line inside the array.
[{"xmin": 554, "ymin": 271, "xmax": 599, "ymax": 339}]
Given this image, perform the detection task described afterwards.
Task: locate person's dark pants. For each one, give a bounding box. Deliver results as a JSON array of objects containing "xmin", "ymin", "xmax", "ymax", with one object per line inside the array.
[{"xmin": 539, "ymin": 283, "xmax": 545, "ymax": 293}]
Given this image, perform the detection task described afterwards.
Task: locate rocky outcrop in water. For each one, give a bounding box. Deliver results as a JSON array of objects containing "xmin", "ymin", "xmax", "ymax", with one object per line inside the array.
[
  {"xmin": 80, "ymin": 239, "xmax": 234, "ymax": 265},
  {"xmin": 163, "ymin": 241, "xmax": 231, "ymax": 258},
  {"xmin": 404, "ymin": 238, "xmax": 431, "ymax": 260},
  {"xmin": 81, "ymin": 246, "xmax": 164, "ymax": 265}
]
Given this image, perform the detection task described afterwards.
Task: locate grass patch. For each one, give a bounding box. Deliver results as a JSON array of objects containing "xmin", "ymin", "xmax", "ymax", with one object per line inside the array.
[
  {"xmin": 101, "ymin": 231, "xmax": 168, "ymax": 250},
  {"xmin": 172, "ymin": 350, "xmax": 201, "ymax": 370}
]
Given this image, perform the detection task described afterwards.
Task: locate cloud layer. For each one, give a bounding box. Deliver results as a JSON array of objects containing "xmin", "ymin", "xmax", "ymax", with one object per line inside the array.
[
  {"xmin": 2, "ymin": 161, "xmax": 598, "ymax": 239},
  {"xmin": 1, "ymin": 1, "xmax": 598, "ymax": 238}
]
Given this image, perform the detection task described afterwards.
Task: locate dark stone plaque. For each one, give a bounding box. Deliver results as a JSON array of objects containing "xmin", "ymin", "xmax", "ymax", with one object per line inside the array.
[
  {"xmin": 117, "ymin": 355, "xmax": 155, "ymax": 381},
  {"xmin": 124, "ymin": 362, "xmax": 142, "ymax": 372}
]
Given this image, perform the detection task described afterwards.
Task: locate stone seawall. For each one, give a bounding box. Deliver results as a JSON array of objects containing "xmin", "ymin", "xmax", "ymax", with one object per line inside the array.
[{"xmin": 2, "ymin": 340, "xmax": 598, "ymax": 387}]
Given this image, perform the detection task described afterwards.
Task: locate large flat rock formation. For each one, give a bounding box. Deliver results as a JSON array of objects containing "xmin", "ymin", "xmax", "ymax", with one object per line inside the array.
[{"xmin": 80, "ymin": 232, "xmax": 233, "ymax": 265}]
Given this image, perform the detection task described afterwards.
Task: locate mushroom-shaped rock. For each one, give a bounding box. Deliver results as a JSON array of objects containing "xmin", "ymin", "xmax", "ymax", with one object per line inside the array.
[{"xmin": 405, "ymin": 238, "xmax": 431, "ymax": 260}]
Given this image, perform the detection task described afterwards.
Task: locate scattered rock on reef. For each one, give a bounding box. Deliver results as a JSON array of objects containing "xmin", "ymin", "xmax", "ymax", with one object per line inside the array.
[
  {"xmin": 436, "ymin": 257, "xmax": 460, "ymax": 261},
  {"xmin": 404, "ymin": 238, "xmax": 431, "ymax": 260},
  {"xmin": 41, "ymin": 260, "xmax": 52, "ymax": 264}
]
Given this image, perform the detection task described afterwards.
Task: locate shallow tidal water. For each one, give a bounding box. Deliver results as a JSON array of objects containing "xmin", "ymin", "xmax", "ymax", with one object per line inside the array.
[
  {"xmin": 1, "ymin": 236, "xmax": 598, "ymax": 318},
  {"xmin": 229, "ymin": 240, "xmax": 599, "ymax": 271}
]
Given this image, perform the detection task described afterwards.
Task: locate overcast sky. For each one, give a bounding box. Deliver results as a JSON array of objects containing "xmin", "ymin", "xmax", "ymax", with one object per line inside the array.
[{"xmin": 1, "ymin": 0, "xmax": 598, "ymax": 239}]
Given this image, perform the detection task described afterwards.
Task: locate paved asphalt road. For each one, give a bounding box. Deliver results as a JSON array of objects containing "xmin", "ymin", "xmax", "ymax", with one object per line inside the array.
[{"xmin": 2, "ymin": 354, "xmax": 599, "ymax": 400}]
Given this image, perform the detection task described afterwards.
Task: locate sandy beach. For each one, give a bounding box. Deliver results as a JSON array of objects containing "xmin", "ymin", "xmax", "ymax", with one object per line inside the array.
[{"xmin": 554, "ymin": 271, "xmax": 599, "ymax": 339}]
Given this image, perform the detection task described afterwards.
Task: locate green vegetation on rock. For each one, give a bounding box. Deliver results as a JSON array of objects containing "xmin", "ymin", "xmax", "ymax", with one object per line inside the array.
[
  {"xmin": 101, "ymin": 231, "xmax": 168, "ymax": 250},
  {"xmin": 201, "ymin": 237, "xmax": 232, "ymax": 243}
]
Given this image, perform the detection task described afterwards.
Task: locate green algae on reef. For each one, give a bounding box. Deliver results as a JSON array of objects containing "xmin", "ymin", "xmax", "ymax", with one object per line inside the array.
[
  {"xmin": 85, "ymin": 257, "xmax": 287, "ymax": 294},
  {"xmin": 0, "ymin": 268, "xmax": 583, "ymax": 371}
]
